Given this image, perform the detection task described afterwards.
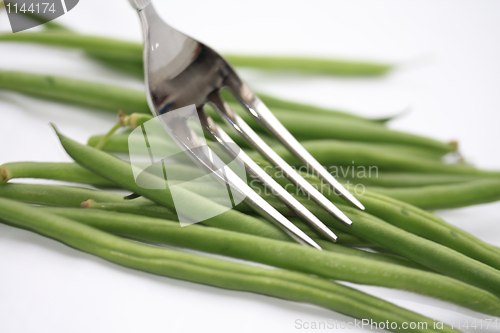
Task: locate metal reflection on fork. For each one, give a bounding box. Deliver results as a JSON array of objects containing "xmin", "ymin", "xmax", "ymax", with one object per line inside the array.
[{"xmin": 129, "ymin": 0, "xmax": 365, "ymax": 249}]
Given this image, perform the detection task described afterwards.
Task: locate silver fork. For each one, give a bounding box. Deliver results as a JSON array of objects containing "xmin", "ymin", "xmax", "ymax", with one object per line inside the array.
[{"xmin": 129, "ymin": 0, "xmax": 365, "ymax": 249}]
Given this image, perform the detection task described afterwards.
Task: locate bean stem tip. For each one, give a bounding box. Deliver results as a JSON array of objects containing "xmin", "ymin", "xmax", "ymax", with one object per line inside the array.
[
  {"xmin": 0, "ymin": 166, "xmax": 11, "ymax": 183},
  {"xmin": 81, "ymin": 199, "xmax": 96, "ymax": 208}
]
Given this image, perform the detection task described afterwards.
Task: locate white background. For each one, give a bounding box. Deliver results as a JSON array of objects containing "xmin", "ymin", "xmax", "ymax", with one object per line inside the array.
[{"xmin": 1, "ymin": 1, "xmax": 500, "ymax": 332}]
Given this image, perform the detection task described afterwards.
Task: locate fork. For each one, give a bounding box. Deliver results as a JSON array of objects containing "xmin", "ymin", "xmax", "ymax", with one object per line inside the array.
[{"xmin": 129, "ymin": 0, "xmax": 365, "ymax": 249}]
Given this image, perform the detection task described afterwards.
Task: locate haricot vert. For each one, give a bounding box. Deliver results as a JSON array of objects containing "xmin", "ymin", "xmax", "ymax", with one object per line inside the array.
[{"xmin": 0, "ymin": 198, "xmax": 457, "ymax": 333}]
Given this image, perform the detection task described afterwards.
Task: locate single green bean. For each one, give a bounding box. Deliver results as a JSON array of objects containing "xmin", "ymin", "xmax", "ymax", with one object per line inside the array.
[
  {"xmin": 0, "ymin": 33, "xmax": 143, "ymax": 64},
  {"xmin": 0, "ymin": 183, "xmax": 124, "ymax": 207},
  {"xmin": 0, "ymin": 32, "xmax": 394, "ymax": 77},
  {"xmin": 0, "ymin": 199, "xmax": 449, "ymax": 333},
  {"xmin": 219, "ymin": 89, "xmax": 391, "ymax": 122},
  {"xmin": 82, "ymin": 198, "xmax": 178, "ymax": 220},
  {"xmin": 0, "ymin": 162, "xmax": 115, "ymax": 187},
  {"xmin": 0, "ymin": 70, "xmax": 149, "ymax": 114},
  {"xmin": 42, "ymin": 207, "xmax": 500, "ymax": 315},
  {"xmin": 223, "ymin": 55, "xmax": 392, "ymax": 76},
  {"xmin": 368, "ymin": 180, "xmax": 500, "ymax": 210},
  {"xmin": 0, "ymin": 161, "xmax": 209, "ymax": 188},
  {"xmin": 257, "ymin": 140, "xmax": 500, "ymax": 177},
  {"xmin": 344, "ymin": 172, "xmax": 481, "ymax": 188}
]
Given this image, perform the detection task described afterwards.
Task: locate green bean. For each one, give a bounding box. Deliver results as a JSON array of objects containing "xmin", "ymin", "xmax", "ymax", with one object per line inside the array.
[
  {"xmin": 81, "ymin": 198, "xmax": 178, "ymax": 220},
  {"xmin": 0, "ymin": 162, "xmax": 115, "ymax": 187},
  {"xmin": 219, "ymin": 89, "xmax": 391, "ymax": 123},
  {"xmin": 0, "ymin": 32, "xmax": 394, "ymax": 77},
  {"xmin": 41, "ymin": 207, "xmax": 500, "ymax": 315},
  {"xmin": 53, "ymin": 125, "xmax": 292, "ymax": 241},
  {"xmin": 259, "ymin": 140, "xmax": 500, "ymax": 176},
  {"xmin": 0, "ymin": 70, "xmax": 149, "ymax": 114},
  {"xmin": 223, "ymin": 55, "xmax": 392, "ymax": 76},
  {"xmin": 344, "ymin": 172, "xmax": 481, "ymax": 188},
  {"xmin": 0, "ymin": 199, "xmax": 450, "ymax": 333},
  {"xmin": 368, "ymin": 180, "xmax": 500, "ymax": 210},
  {"xmin": 290, "ymin": 218, "xmax": 374, "ymax": 247},
  {"xmin": 92, "ymin": 56, "xmax": 143, "ymax": 76},
  {"xmin": 0, "ymin": 33, "xmax": 143, "ymax": 64},
  {"xmin": 0, "ymin": 183, "xmax": 124, "ymax": 207},
  {"xmin": 87, "ymin": 134, "xmax": 133, "ymax": 153},
  {"xmin": 0, "ymin": 161, "xmax": 213, "ymax": 188}
]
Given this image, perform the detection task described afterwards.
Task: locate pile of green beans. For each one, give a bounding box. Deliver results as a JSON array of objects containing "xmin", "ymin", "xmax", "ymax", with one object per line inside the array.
[
  {"xmin": 1, "ymin": 198, "xmax": 457, "ymax": 333},
  {"xmin": 50, "ymin": 130, "xmax": 500, "ymax": 297},
  {"xmin": 38, "ymin": 207, "xmax": 500, "ymax": 316},
  {"xmin": 2, "ymin": 25, "xmax": 500, "ymax": 331},
  {"xmin": 0, "ymin": 129, "xmax": 500, "ymax": 322}
]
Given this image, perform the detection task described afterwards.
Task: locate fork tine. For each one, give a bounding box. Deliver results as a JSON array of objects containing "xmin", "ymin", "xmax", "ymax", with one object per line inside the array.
[
  {"xmin": 198, "ymin": 106, "xmax": 338, "ymax": 243},
  {"xmin": 208, "ymin": 91, "xmax": 354, "ymax": 226},
  {"xmin": 228, "ymin": 83, "xmax": 366, "ymax": 212},
  {"xmin": 160, "ymin": 107, "xmax": 322, "ymax": 249}
]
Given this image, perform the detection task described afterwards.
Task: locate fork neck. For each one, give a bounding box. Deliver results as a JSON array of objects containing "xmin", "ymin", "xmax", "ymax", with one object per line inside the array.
[{"xmin": 129, "ymin": 0, "xmax": 151, "ymax": 11}]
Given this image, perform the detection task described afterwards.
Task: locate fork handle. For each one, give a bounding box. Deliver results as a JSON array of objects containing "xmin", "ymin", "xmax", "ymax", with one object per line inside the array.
[{"xmin": 128, "ymin": 0, "xmax": 151, "ymax": 11}]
